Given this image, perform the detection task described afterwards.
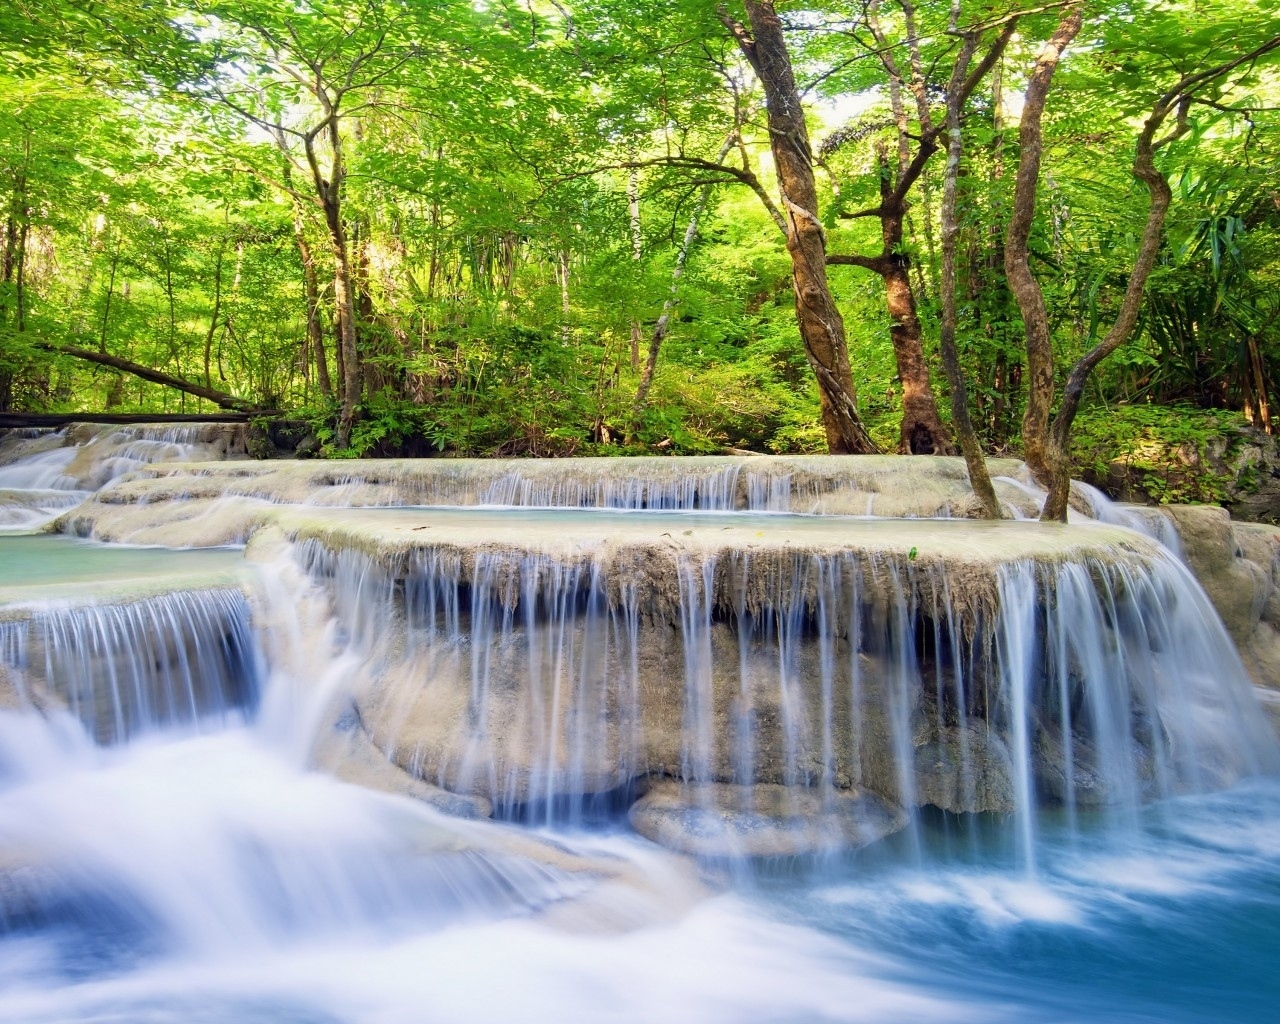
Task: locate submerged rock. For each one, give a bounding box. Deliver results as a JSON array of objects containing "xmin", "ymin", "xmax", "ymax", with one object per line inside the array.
[
  {"xmin": 911, "ymin": 725, "xmax": 1016, "ymax": 814},
  {"xmin": 628, "ymin": 782, "xmax": 908, "ymax": 859}
]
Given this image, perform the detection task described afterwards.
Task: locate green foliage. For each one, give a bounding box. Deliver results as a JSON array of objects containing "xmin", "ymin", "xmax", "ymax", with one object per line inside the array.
[
  {"xmin": 0, "ymin": 0, "xmax": 1277, "ymax": 483},
  {"xmin": 1070, "ymin": 405, "xmax": 1247, "ymax": 504}
]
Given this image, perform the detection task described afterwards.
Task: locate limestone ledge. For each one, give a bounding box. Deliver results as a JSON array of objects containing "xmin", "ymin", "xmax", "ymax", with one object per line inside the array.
[
  {"xmin": 1162, "ymin": 506, "xmax": 1280, "ymax": 694},
  {"xmin": 297, "ymin": 513, "xmax": 1157, "ymax": 636},
  {"xmin": 0, "ymin": 567, "xmax": 251, "ymax": 616},
  {"xmin": 73, "ymin": 453, "xmax": 1037, "ymax": 518},
  {"xmin": 54, "ymin": 490, "xmax": 1161, "ymax": 636}
]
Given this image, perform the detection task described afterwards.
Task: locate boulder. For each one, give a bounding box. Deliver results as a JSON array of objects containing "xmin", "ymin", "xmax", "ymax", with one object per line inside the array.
[
  {"xmin": 312, "ymin": 702, "xmax": 494, "ymax": 820},
  {"xmin": 628, "ymin": 781, "xmax": 908, "ymax": 859},
  {"xmin": 1163, "ymin": 507, "xmax": 1280, "ymax": 692},
  {"xmin": 1163, "ymin": 506, "xmax": 1264, "ymax": 644}
]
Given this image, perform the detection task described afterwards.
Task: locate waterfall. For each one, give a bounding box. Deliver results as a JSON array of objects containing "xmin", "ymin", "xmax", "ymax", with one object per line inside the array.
[
  {"xmin": 292, "ymin": 528, "xmax": 1277, "ymax": 858},
  {"xmin": 1, "ymin": 589, "xmax": 260, "ymax": 743}
]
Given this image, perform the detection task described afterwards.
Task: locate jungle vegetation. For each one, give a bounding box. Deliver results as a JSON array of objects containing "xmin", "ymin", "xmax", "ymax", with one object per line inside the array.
[{"xmin": 2, "ymin": 1, "xmax": 1279, "ymax": 517}]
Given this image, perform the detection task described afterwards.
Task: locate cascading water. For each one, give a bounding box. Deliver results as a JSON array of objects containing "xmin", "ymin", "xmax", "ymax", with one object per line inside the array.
[
  {"xmin": 289, "ymin": 514, "xmax": 1275, "ymax": 862},
  {"xmin": 0, "ymin": 424, "xmax": 249, "ymax": 532},
  {"xmin": 1, "ymin": 423, "xmax": 1278, "ymax": 1023},
  {"xmin": 2, "ymin": 588, "xmax": 260, "ymax": 743}
]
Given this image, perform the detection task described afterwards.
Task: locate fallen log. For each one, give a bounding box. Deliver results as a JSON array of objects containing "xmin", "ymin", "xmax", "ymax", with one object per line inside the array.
[
  {"xmin": 40, "ymin": 344, "xmax": 259, "ymax": 412},
  {"xmin": 0, "ymin": 412, "xmax": 277, "ymax": 428}
]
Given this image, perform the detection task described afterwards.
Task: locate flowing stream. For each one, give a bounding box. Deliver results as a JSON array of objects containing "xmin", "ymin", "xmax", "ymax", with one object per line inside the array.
[{"xmin": 0, "ymin": 426, "xmax": 1277, "ymax": 1023}]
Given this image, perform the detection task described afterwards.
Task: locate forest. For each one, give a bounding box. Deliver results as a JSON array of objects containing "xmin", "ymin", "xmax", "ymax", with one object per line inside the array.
[{"xmin": 2, "ymin": 0, "xmax": 1279, "ymax": 515}]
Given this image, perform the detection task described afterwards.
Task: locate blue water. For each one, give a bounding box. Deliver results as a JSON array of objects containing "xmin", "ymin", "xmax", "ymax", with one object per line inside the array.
[
  {"xmin": 0, "ymin": 728, "xmax": 1274, "ymax": 1024},
  {"xmin": 754, "ymin": 782, "xmax": 1280, "ymax": 1023}
]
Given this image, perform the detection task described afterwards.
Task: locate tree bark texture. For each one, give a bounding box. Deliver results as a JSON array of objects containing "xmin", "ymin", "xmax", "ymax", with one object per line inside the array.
[
  {"xmin": 938, "ymin": 29, "xmax": 1001, "ymax": 518},
  {"xmin": 1004, "ymin": 4, "xmax": 1084, "ymax": 494},
  {"xmin": 864, "ymin": 1, "xmax": 951, "ymax": 454},
  {"xmin": 880, "ymin": 206, "xmax": 952, "ymax": 453},
  {"xmin": 724, "ymin": 2, "xmax": 878, "ymax": 454}
]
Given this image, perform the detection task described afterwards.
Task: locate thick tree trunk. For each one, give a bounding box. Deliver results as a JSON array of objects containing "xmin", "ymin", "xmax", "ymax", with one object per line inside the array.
[
  {"xmin": 861, "ymin": 3, "xmax": 949, "ymax": 454},
  {"xmin": 725, "ymin": 2, "xmax": 877, "ymax": 454},
  {"xmin": 881, "ymin": 262, "xmax": 950, "ymax": 453},
  {"xmin": 877, "ymin": 193, "xmax": 953, "ymax": 453}
]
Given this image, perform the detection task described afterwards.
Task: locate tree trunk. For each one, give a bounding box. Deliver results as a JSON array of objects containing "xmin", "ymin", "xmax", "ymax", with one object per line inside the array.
[
  {"xmin": 628, "ymin": 166, "xmax": 642, "ymax": 371},
  {"xmin": 203, "ymin": 239, "xmax": 225, "ymax": 390},
  {"xmin": 306, "ymin": 119, "xmax": 361, "ymax": 448},
  {"xmin": 878, "ymin": 195, "xmax": 952, "ymax": 454},
  {"xmin": 630, "ymin": 194, "xmax": 706, "ymax": 428},
  {"xmin": 1011, "ymin": 17, "xmax": 1280, "ymax": 521},
  {"xmin": 1004, "ymin": 4, "xmax": 1084, "ymax": 493},
  {"xmin": 1247, "ymin": 336, "xmax": 1273, "ymax": 433},
  {"xmin": 630, "ymin": 134, "xmax": 736, "ymax": 437},
  {"xmin": 330, "ymin": 220, "xmax": 360, "ymax": 446},
  {"xmin": 724, "ymin": 2, "xmax": 877, "ymax": 454},
  {"xmin": 0, "ymin": 412, "xmax": 256, "ymax": 427},
  {"xmin": 938, "ymin": 30, "xmax": 1001, "ymax": 517},
  {"xmin": 353, "ymin": 216, "xmax": 386, "ymax": 399},
  {"xmin": 881, "ymin": 261, "xmax": 950, "ymax": 453},
  {"xmin": 278, "ymin": 144, "xmax": 333, "ymax": 401},
  {"xmin": 299, "ymin": 229, "xmax": 331, "ymax": 399}
]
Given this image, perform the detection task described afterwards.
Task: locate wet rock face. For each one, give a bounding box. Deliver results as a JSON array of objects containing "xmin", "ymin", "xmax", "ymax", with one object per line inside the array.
[
  {"xmin": 1163, "ymin": 505, "xmax": 1280, "ymax": 695},
  {"xmin": 1088, "ymin": 426, "xmax": 1280, "ymax": 525},
  {"xmin": 0, "ymin": 423, "xmax": 253, "ymax": 534},
  {"xmin": 289, "ymin": 519, "xmax": 1277, "ymax": 860}
]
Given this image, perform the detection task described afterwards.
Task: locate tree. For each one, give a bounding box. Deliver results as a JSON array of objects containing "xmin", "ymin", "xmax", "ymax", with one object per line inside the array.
[
  {"xmin": 194, "ymin": 0, "xmax": 424, "ymax": 446},
  {"xmin": 719, "ymin": 2, "xmax": 878, "ymax": 453},
  {"xmin": 1005, "ymin": 0, "xmax": 1280, "ymax": 520}
]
